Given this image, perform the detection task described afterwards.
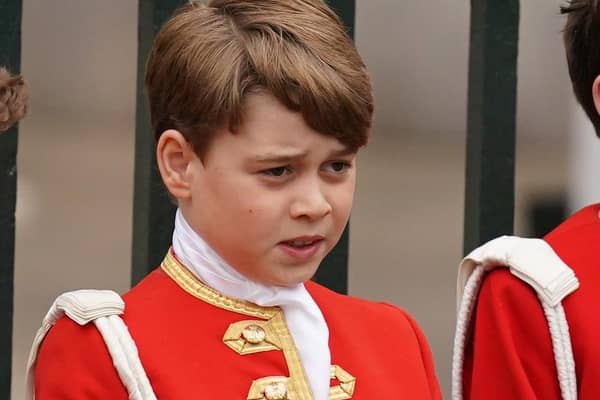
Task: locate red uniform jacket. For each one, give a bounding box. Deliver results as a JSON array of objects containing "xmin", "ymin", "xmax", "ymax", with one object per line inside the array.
[
  {"xmin": 463, "ymin": 203, "xmax": 600, "ymax": 399},
  {"xmin": 35, "ymin": 251, "xmax": 441, "ymax": 399}
]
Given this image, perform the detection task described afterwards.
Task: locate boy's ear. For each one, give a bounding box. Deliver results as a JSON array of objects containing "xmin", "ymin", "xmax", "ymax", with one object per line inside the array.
[
  {"xmin": 156, "ymin": 129, "xmax": 197, "ymax": 200},
  {"xmin": 592, "ymin": 75, "xmax": 600, "ymax": 116}
]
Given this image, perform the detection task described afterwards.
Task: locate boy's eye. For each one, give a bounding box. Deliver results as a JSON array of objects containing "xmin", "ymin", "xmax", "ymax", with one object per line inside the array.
[
  {"xmin": 262, "ymin": 166, "xmax": 290, "ymax": 177},
  {"xmin": 324, "ymin": 161, "xmax": 352, "ymax": 173},
  {"xmin": 331, "ymin": 161, "xmax": 347, "ymax": 172}
]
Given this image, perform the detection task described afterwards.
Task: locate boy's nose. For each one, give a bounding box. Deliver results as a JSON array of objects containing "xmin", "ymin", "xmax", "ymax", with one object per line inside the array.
[{"xmin": 289, "ymin": 184, "xmax": 332, "ymax": 221}]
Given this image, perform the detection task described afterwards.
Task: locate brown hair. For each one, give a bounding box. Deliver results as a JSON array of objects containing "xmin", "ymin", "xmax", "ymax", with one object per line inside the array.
[
  {"xmin": 0, "ymin": 67, "xmax": 29, "ymax": 133},
  {"xmin": 562, "ymin": 0, "xmax": 600, "ymax": 137},
  {"xmin": 145, "ymin": 0, "xmax": 373, "ymax": 157}
]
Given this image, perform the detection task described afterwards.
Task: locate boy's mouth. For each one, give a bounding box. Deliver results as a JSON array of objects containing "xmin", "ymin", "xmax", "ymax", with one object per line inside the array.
[
  {"xmin": 280, "ymin": 236, "xmax": 324, "ymax": 248},
  {"xmin": 278, "ymin": 236, "xmax": 325, "ymax": 261},
  {"xmin": 286, "ymin": 239, "xmax": 320, "ymax": 248}
]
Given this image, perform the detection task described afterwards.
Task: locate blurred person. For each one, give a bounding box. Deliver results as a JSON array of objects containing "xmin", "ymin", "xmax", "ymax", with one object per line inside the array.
[
  {"xmin": 26, "ymin": 1, "xmax": 441, "ymax": 399},
  {"xmin": 0, "ymin": 67, "xmax": 28, "ymax": 133},
  {"xmin": 453, "ymin": 1, "xmax": 600, "ymax": 399}
]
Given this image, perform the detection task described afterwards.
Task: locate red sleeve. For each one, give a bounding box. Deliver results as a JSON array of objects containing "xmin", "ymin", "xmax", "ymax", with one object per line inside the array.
[
  {"xmin": 385, "ymin": 304, "xmax": 442, "ymax": 400},
  {"xmin": 34, "ymin": 316, "xmax": 128, "ymax": 399},
  {"xmin": 463, "ymin": 269, "xmax": 562, "ymax": 399},
  {"xmin": 407, "ymin": 312, "xmax": 443, "ymax": 400}
]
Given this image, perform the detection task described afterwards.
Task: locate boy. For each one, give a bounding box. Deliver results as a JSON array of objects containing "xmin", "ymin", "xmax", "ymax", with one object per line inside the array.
[
  {"xmin": 453, "ymin": 1, "xmax": 600, "ymax": 399},
  {"xmin": 27, "ymin": 1, "xmax": 441, "ymax": 399}
]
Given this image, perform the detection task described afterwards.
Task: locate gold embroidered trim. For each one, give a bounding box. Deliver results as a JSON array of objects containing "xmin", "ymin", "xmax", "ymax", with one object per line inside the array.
[
  {"xmin": 328, "ymin": 365, "xmax": 356, "ymax": 399},
  {"xmin": 270, "ymin": 312, "xmax": 313, "ymax": 399},
  {"xmin": 161, "ymin": 250, "xmax": 313, "ymax": 399},
  {"xmin": 161, "ymin": 250, "xmax": 278, "ymax": 319},
  {"xmin": 224, "ymin": 320, "xmax": 282, "ymax": 355}
]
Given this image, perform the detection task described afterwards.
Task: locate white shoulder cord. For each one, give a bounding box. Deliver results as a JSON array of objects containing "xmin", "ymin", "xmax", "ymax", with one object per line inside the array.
[
  {"xmin": 452, "ymin": 236, "xmax": 579, "ymax": 400},
  {"xmin": 452, "ymin": 266, "xmax": 486, "ymax": 400},
  {"xmin": 26, "ymin": 290, "xmax": 157, "ymax": 400},
  {"xmin": 541, "ymin": 300, "xmax": 577, "ymax": 399}
]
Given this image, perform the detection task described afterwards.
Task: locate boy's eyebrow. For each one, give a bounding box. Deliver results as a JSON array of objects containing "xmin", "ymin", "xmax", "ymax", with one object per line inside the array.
[
  {"xmin": 253, "ymin": 150, "xmax": 309, "ymax": 163},
  {"xmin": 253, "ymin": 147, "xmax": 356, "ymax": 163}
]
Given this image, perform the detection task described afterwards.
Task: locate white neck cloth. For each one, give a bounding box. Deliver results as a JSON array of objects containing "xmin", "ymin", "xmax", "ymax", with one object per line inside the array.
[{"xmin": 172, "ymin": 209, "xmax": 331, "ymax": 400}]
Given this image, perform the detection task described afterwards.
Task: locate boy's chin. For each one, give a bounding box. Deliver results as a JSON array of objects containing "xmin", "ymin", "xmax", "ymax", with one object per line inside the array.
[{"xmin": 263, "ymin": 266, "xmax": 320, "ymax": 288}]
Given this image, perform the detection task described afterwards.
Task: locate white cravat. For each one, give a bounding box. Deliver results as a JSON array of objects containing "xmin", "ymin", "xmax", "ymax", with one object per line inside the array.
[{"xmin": 172, "ymin": 209, "xmax": 331, "ymax": 400}]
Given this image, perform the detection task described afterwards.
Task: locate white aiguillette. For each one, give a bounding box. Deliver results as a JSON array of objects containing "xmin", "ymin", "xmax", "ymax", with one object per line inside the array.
[
  {"xmin": 458, "ymin": 235, "xmax": 579, "ymax": 309},
  {"xmin": 453, "ymin": 235, "xmax": 580, "ymax": 400}
]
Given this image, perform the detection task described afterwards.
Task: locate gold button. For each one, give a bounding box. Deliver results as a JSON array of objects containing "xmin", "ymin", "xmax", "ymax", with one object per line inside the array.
[
  {"xmin": 242, "ymin": 324, "xmax": 266, "ymax": 344},
  {"xmin": 264, "ymin": 382, "xmax": 287, "ymax": 400}
]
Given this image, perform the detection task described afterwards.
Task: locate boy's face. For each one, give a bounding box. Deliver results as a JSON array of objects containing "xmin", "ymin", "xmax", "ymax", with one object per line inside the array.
[{"xmin": 181, "ymin": 93, "xmax": 357, "ymax": 287}]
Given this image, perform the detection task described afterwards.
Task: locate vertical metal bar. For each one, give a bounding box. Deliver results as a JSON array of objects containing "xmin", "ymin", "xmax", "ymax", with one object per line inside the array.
[
  {"xmin": 463, "ymin": 0, "xmax": 519, "ymax": 254},
  {"xmin": 131, "ymin": 0, "xmax": 182, "ymax": 285},
  {"xmin": 327, "ymin": 0, "xmax": 355, "ymax": 38},
  {"xmin": 0, "ymin": 0, "xmax": 22, "ymax": 396},
  {"xmin": 312, "ymin": 0, "xmax": 355, "ymax": 294}
]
